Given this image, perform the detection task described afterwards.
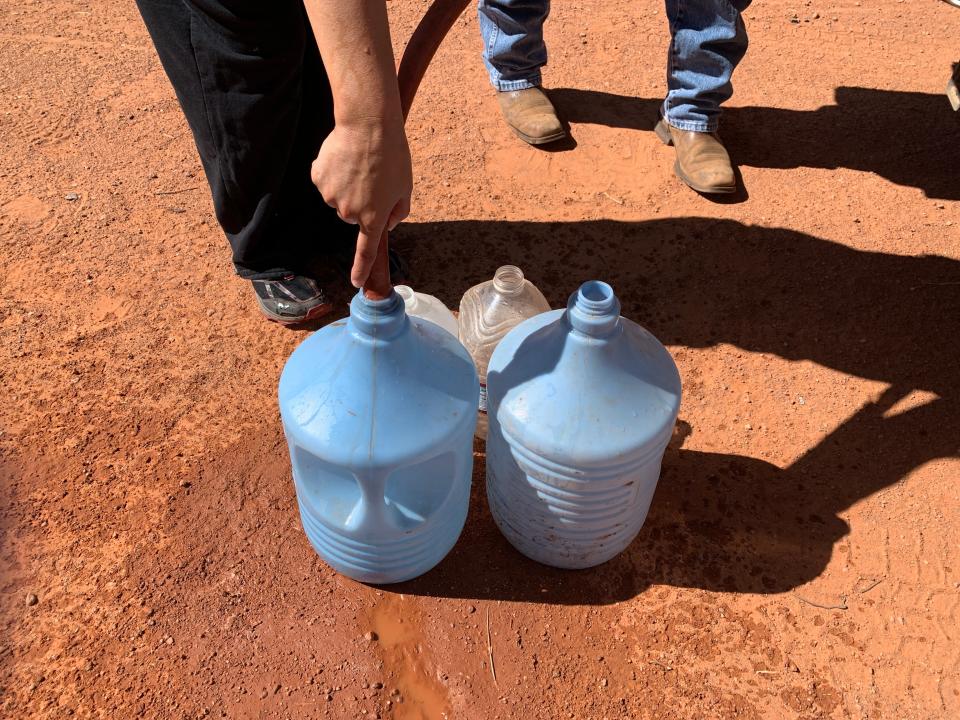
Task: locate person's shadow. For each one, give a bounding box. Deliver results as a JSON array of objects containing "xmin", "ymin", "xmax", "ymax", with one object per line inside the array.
[
  {"xmin": 386, "ymin": 217, "xmax": 960, "ymax": 603},
  {"xmin": 547, "ymin": 86, "xmax": 960, "ymax": 200}
]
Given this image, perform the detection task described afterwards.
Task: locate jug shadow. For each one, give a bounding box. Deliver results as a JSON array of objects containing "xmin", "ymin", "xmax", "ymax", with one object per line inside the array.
[
  {"xmin": 548, "ymin": 86, "xmax": 960, "ymax": 200},
  {"xmin": 388, "ymin": 217, "xmax": 960, "ymax": 604}
]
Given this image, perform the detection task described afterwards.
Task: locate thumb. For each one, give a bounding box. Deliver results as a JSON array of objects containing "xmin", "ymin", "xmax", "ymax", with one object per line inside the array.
[{"xmin": 387, "ymin": 195, "xmax": 411, "ymax": 232}]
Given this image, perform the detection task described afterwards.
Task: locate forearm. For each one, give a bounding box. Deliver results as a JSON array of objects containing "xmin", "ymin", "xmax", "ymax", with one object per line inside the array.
[{"xmin": 303, "ymin": 0, "xmax": 402, "ymax": 125}]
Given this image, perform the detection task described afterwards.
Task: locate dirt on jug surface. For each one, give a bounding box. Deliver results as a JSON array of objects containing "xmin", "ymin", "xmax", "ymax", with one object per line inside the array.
[{"xmin": 2, "ymin": 1, "xmax": 960, "ymax": 719}]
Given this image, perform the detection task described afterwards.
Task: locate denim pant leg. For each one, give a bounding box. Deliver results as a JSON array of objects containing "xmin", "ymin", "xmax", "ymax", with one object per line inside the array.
[
  {"xmin": 478, "ymin": 0, "xmax": 550, "ymax": 91},
  {"xmin": 663, "ymin": 0, "xmax": 751, "ymax": 132}
]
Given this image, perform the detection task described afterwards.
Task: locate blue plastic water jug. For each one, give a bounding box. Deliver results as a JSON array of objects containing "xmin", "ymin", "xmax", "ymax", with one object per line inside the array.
[
  {"xmin": 486, "ymin": 281, "xmax": 682, "ymax": 569},
  {"xmin": 279, "ymin": 290, "xmax": 479, "ymax": 584}
]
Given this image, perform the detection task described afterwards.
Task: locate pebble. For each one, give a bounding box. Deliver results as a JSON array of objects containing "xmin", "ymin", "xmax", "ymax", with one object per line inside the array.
[
  {"xmin": 467, "ymin": 605, "xmax": 476, "ymax": 614},
  {"xmin": 25, "ymin": 593, "xmax": 38, "ymax": 607},
  {"xmin": 325, "ymin": 694, "xmax": 333, "ymax": 702},
  {"xmin": 165, "ymin": 637, "xmax": 174, "ymax": 645},
  {"xmin": 65, "ymin": 192, "xmax": 79, "ymax": 201},
  {"xmin": 371, "ymin": 682, "xmax": 383, "ymax": 690},
  {"xmin": 363, "ymin": 631, "xmax": 378, "ymax": 642}
]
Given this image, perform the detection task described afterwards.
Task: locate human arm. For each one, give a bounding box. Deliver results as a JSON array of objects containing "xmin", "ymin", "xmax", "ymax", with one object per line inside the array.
[{"xmin": 304, "ymin": 0, "xmax": 412, "ymax": 289}]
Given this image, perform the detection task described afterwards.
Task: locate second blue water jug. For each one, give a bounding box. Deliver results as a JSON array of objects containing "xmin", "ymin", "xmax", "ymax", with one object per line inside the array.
[
  {"xmin": 486, "ymin": 281, "xmax": 682, "ymax": 569},
  {"xmin": 279, "ymin": 290, "xmax": 479, "ymax": 584}
]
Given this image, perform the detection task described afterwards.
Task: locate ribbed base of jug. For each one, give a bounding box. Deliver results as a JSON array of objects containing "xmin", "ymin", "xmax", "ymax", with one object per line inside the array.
[
  {"xmin": 296, "ymin": 490, "xmax": 469, "ymax": 584},
  {"xmin": 488, "ymin": 492, "xmax": 646, "ymax": 569},
  {"xmin": 486, "ymin": 442, "xmax": 660, "ymax": 570}
]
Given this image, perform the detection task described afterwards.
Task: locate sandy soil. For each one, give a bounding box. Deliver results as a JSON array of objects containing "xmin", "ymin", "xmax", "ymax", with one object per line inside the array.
[{"xmin": 2, "ymin": 1, "xmax": 959, "ymax": 718}]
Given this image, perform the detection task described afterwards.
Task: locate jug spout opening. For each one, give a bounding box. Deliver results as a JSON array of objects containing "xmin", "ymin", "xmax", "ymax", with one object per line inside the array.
[
  {"xmin": 493, "ymin": 265, "xmax": 526, "ymax": 295},
  {"xmin": 567, "ymin": 281, "xmax": 622, "ymax": 337},
  {"xmin": 577, "ymin": 281, "xmax": 617, "ymax": 314}
]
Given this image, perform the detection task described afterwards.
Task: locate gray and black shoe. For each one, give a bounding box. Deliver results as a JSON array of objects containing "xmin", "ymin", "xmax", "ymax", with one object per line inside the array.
[{"xmin": 251, "ymin": 274, "xmax": 333, "ymax": 325}]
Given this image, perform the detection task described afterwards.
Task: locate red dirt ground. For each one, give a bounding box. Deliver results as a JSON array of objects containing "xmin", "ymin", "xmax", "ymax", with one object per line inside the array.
[{"xmin": 2, "ymin": 1, "xmax": 959, "ymax": 718}]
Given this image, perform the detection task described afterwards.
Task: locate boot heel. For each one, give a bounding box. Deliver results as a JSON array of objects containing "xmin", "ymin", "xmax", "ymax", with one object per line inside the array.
[{"xmin": 654, "ymin": 119, "xmax": 674, "ymax": 146}]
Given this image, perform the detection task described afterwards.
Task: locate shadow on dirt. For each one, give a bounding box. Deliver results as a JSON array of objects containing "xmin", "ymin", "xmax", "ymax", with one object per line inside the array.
[
  {"xmin": 548, "ymin": 86, "xmax": 960, "ymax": 200},
  {"xmin": 387, "ymin": 217, "xmax": 960, "ymax": 603}
]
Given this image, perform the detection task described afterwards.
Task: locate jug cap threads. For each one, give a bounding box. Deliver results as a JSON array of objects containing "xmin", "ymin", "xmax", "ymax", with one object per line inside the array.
[
  {"xmin": 493, "ymin": 265, "xmax": 526, "ymax": 296},
  {"xmin": 350, "ymin": 289, "xmax": 407, "ymax": 338},
  {"xmin": 567, "ymin": 281, "xmax": 621, "ymax": 337}
]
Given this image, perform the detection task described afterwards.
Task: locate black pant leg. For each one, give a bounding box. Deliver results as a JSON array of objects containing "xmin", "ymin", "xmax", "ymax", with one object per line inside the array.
[{"xmin": 135, "ymin": 0, "xmax": 349, "ymax": 279}]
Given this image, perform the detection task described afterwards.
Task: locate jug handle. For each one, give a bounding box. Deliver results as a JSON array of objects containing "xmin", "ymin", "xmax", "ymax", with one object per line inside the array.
[{"xmin": 350, "ymin": 471, "xmax": 410, "ymax": 534}]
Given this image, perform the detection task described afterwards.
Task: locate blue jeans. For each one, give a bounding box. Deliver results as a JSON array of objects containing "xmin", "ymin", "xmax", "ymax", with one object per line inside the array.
[{"xmin": 479, "ymin": 0, "xmax": 751, "ymax": 132}]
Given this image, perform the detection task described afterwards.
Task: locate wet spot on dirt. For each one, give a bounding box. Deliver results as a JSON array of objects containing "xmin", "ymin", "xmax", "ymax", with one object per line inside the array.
[{"xmin": 369, "ymin": 594, "xmax": 451, "ymax": 720}]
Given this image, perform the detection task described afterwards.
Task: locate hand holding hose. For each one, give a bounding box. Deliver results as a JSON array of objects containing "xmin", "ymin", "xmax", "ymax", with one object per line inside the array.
[
  {"xmin": 311, "ymin": 116, "xmax": 412, "ymax": 288},
  {"xmin": 305, "ymin": 0, "xmax": 470, "ymax": 293}
]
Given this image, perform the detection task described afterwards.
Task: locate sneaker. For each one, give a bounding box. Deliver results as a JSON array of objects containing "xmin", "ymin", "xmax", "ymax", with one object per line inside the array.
[{"xmin": 251, "ymin": 274, "xmax": 333, "ymax": 325}]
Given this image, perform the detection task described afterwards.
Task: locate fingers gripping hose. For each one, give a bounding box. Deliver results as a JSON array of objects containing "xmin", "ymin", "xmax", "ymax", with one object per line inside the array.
[{"xmin": 362, "ymin": 0, "xmax": 471, "ymax": 300}]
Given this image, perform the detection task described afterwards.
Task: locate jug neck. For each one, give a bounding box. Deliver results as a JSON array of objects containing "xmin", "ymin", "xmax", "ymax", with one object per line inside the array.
[
  {"xmin": 492, "ymin": 265, "xmax": 526, "ymax": 296},
  {"xmin": 349, "ymin": 289, "xmax": 407, "ymax": 339},
  {"xmin": 565, "ymin": 281, "xmax": 622, "ymax": 338},
  {"xmin": 394, "ymin": 285, "xmax": 420, "ymax": 313}
]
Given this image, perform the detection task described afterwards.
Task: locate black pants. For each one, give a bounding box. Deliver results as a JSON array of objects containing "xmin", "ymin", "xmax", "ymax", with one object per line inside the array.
[{"xmin": 135, "ymin": 0, "xmax": 355, "ymax": 279}]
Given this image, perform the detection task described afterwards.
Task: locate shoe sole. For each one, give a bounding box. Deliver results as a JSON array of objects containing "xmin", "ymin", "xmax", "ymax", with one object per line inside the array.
[
  {"xmin": 257, "ymin": 300, "xmax": 335, "ymax": 326},
  {"xmin": 509, "ymin": 125, "xmax": 569, "ymax": 146},
  {"xmin": 654, "ymin": 120, "xmax": 738, "ymax": 195}
]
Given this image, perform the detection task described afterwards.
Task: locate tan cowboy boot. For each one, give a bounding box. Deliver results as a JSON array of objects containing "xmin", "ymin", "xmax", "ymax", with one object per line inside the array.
[
  {"xmin": 655, "ymin": 119, "xmax": 737, "ymax": 194},
  {"xmin": 497, "ymin": 87, "xmax": 566, "ymax": 145}
]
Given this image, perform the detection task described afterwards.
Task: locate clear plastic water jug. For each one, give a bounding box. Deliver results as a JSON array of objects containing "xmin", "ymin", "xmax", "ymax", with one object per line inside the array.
[
  {"xmin": 486, "ymin": 281, "xmax": 682, "ymax": 569},
  {"xmin": 458, "ymin": 266, "xmax": 550, "ymax": 440},
  {"xmin": 279, "ymin": 289, "xmax": 479, "ymax": 583},
  {"xmin": 394, "ymin": 285, "xmax": 458, "ymax": 337}
]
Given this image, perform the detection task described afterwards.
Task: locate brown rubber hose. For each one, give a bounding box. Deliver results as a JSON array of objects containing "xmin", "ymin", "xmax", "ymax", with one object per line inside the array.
[
  {"xmin": 397, "ymin": 0, "xmax": 472, "ymax": 121},
  {"xmin": 362, "ymin": 0, "xmax": 471, "ymax": 300}
]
